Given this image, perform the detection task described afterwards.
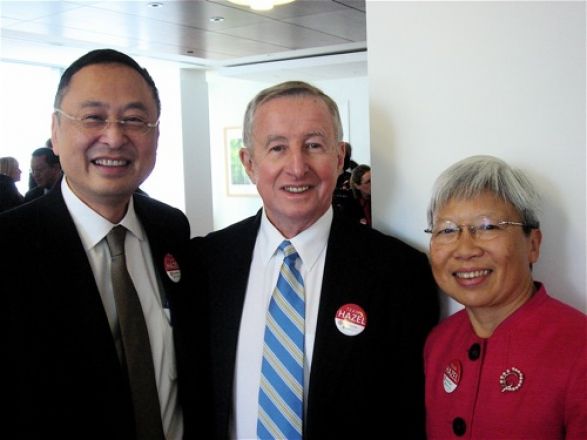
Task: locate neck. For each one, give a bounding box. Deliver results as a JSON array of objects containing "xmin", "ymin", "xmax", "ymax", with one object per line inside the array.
[{"xmin": 467, "ymin": 279, "xmax": 536, "ymax": 338}]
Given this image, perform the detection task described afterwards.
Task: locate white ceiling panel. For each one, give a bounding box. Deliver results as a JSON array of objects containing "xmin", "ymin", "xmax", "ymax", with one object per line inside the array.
[{"xmin": 0, "ymin": 0, "xmax": 367, "ymax": 79}]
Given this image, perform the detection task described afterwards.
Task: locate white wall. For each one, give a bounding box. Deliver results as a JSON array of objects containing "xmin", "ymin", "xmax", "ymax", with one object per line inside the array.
[
  {"xmin": 180, "ymin": 69, "xmax": 214, "ymax": 237},
  {"xmin": 367, "ymin": 1, "xmax": 586, "ymax": 313},
  {"xmin": 205, "ymin": 72, "xmax": 371, "ymax": 231}
]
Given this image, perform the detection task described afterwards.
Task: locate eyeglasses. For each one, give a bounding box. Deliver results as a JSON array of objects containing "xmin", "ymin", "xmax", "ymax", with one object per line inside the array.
[
  {"xmin": 54, "ymin": 108, "xmax": 159, "ymax": 134},
  {"xmin": 425, "ymin": 219, "xmax": 537, "ymax": 245}
]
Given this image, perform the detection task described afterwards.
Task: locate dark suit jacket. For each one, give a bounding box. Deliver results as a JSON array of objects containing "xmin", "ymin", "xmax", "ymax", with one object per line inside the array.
[
  {"xmin": 190, "ymin": 210, "xmax": 440, "ymax": 439},
  {"xmin": 2, "ymin": 186, "xmax": 198, "ymax": 439},
  {"xmin": 0, "ymin": 174, "xmax": 24, "ymax": 212},
  {"xmin": 23, "ymin": 185, "xmax": 47, "ymax": 202}
]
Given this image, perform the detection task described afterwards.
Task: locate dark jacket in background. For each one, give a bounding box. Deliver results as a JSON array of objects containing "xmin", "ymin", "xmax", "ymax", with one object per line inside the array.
[{"xmin": 0, "ymin": 174, "xmax": 24, "ymax": 212}]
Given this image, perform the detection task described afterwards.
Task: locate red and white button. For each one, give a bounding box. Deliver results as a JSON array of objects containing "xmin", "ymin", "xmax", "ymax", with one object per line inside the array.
[{"xmin": 334, "ymin": 303, "xmax": 367, "ymax": 336}]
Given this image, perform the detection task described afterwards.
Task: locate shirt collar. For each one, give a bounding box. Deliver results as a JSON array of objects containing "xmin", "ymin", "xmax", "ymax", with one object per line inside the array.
[
  {"xmin": 61, "ymin": 177, "xmax": 144, "ymax": 251},
  {"xmin": 258, "ymin": 206, "xmax": 333, "ymax": 270}
]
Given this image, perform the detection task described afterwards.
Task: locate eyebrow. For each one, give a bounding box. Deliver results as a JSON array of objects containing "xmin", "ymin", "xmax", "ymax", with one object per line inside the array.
[
  {"xmin": 76, "ymin": 100, "xmax": 150, "ymax": 113},
  {"xmin": 264, "ymin": 131, "xmax": 327, "ymax": 144}
]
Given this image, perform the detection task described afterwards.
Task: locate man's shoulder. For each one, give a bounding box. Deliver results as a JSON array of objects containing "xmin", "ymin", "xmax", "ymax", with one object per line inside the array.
[
  {"xmin": 133, "ymin": 193, "xmax": 187, "ymax": 221},
  {"xmin": 332, "ymin": 215, "xmax": 426, "ymax": 259},
  {"xmin": 207, "ymin": 213, "xmax": 260, "ymax": 240},
  {"xmin": 24, "ymin": 186, "xmax": 45, "ymax": 202},
  {"xmin": 133, "ymin": 195, "xmax": 190, "ymax": 245},
  {"xmin": 1, "ymin": 189, "xmax": 60, "ymax": 223}
]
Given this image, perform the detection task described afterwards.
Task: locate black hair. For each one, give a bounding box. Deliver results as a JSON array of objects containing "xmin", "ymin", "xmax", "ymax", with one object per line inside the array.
[
  {"xmin": 31, "ymin": 147, "xmax": 60, "ymax": 166},
  {"xmin": 54, "ymin": 48, "xmax": 160, "ymax": 116}
]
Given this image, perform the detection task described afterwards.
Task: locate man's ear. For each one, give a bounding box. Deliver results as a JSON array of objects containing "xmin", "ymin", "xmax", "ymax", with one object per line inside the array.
[
  {"xmin": 239, "ymin": 147, "xmax": 256, "ymax": 184},
  {"xmin": 336, "ymin": 141, "xmax": 345, "ymax": 173},
  {"xmin": 51, "ymin": 114, "xmax": 60, "ymax": 156}
]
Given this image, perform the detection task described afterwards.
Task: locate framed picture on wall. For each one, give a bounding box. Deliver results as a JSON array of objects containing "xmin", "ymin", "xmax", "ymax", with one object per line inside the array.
[{"xmin": 225, "ymin": 126, "xmax": 257, "ymax": 196}]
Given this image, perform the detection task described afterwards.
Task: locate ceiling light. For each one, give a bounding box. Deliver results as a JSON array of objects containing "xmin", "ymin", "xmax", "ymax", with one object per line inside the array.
[
  {"xmin": 147, "ymin": 2, "xmax": 163, "ymax": 8},
  {"xmin": 209, "ymin": 16, "xmax": 225, "ymax": 22},
  {"xmin": 226, "ymin": 0, "xmax": 295, "ymax": 11}
]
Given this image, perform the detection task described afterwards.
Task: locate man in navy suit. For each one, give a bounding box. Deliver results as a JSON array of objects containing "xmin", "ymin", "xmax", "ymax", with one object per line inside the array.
[
  {"xmin": 2, "ymin": 49, "xmax": 201, "ymax": 439},
  {"xmin": 190, "ymin": 81, "xmax": 440, "ymax": 439}
]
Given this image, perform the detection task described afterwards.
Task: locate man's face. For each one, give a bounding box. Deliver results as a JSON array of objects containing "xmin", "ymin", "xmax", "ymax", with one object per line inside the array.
[
  {"xmin": 52, "ymin": 63, "xmax": 159, "ymax": 217},
  {"xmin": 240, "ymin": 95, "xmax": 344, "ymax": 237},
  {"xmin": 30, "ymin": 155, "xmax": 61, "ymax": 189}
]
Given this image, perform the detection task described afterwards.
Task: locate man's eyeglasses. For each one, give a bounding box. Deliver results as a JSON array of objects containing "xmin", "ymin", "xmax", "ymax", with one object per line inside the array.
[
  {"xmin": 425, "ymin": 219, "xmax": 537, "ymax": 245},
  {"xmin": 54, "ymin": 108, "xmax": 159, "ymax": 134}
]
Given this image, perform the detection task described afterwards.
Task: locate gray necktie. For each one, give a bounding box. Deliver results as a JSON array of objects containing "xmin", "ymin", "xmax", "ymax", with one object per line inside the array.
[{"xmin": 106, "ymin": 225, "xmax": 165, "ymax": 440}]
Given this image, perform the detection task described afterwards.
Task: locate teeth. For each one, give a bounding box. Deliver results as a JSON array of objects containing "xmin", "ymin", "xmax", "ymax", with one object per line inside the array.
[
  {"xmin": 94, "ymin": 159, "xmax": 127, "ymax": 167},
  {"xmin": 455, "ymin": 270, "xmax": 490, "ymax": 279},
  {"xmin": 284, "ymin": 186, "xmax": 309, "ymax": 193}
]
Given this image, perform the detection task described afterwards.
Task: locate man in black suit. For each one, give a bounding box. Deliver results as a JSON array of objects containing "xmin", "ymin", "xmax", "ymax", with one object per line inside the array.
[
  {"xmin": 190, "ymin": 81, "xmax": 440, "ymax": 439},
  {"xmin": 24, "ymin": 143, "xmax": 62, "ymax": 202},
  {"xmin": 2, "ymin": 49, "xmax": 199, "ymax": 439}
]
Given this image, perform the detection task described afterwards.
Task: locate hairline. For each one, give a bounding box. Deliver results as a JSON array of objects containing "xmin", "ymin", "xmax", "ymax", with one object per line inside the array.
[
  {"xmin": 426, "ymin": 155, "xmax": 541, "ymax": 233},
  {"xmin": 242, "ymin": 81, "xmax": 343, "ymax": 149}
]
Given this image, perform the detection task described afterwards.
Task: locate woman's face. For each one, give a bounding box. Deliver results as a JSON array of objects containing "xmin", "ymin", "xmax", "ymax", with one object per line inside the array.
[
  {"xmin": 356, "ymin": 170, "xmax": 371, "ymax": 197},
  {"xmin": 428, "ymin": 191, "xmax": 541, "ymax": 312}
]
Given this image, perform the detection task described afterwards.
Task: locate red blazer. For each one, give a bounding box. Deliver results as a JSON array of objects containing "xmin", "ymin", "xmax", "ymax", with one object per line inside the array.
[{"xmin": 424, "ymin": 284, "xmax": 587, "ymax": 439}]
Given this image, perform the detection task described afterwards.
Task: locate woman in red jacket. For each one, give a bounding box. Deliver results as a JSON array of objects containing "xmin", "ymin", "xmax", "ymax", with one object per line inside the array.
[{"xmin": 424, "ymin": 155, "xmax": 586, "ymax": 439}]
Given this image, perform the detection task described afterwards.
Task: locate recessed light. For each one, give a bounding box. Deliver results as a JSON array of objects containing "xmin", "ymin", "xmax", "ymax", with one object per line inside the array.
[
  {"xmin": 209, "ymin": 16, "xmax": 225, "ymax": 22},
  {"xmin": 148, "ymin": 2, "xmax": 163, "ymax": 8}
]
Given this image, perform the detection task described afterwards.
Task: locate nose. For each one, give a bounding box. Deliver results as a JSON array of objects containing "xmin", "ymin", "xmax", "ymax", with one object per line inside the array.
[
  {"xmin": 287, "ymin": 147, "xmax": 308, "ymax": 177},
  {"xmin": 99, "ymin": 121, "xmax": 128, "ymax": 147},
  {"xmin": 453, "ymin": 227, "xmax": 483, "ymax": 259}
]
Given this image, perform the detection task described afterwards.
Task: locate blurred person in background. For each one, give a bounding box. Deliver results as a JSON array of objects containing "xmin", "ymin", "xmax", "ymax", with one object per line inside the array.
[
  {"xmin": 24, "ymin": 143, "xmax": 62, "ymax": 202},
  {"xmin": 0, "ymin": 156, "xmax": 24, "ymax": 212},
  {"xmin": 349, "ymin": 164, "xmax": 372, "ymax": 226}
]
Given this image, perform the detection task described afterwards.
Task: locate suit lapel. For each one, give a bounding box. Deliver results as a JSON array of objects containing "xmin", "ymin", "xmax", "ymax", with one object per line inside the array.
[
  {"xmin": 308, "ymin": 215, "xmax": 363, "ymax": 408},
  {"xmin": 36, "ymin": 187, "xmax": 123, "ymax": 370},
  {"xmin": 206, "ymin": 212, "xmax": 261, "ymax": 434}
]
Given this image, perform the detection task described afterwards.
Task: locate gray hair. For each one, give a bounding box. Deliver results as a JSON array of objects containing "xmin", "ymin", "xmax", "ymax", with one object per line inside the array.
[
  {"xmin": 427, "ymin": 155, "xmax": 541, "ymax": 232},
  {"xmin": 242, "ymin": 81, "xmax": 343, "ymax": 147}
]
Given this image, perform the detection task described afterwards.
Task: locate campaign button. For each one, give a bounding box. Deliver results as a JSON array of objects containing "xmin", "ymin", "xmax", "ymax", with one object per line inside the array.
[
  {"xmin": 334, "ymin": 303, "xmax": 367, "ymax": 336},
  {"xmin": 164, "ymin": 253, "xmax": 181, "ymax": 283},
  {"xmin": 443, "ymin": 360, "xmax": 462, "ymax": 393}
]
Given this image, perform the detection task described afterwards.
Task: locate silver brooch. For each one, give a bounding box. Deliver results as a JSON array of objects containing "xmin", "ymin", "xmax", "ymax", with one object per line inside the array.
[{"xmin": 499, "ymin": 367, "xmax": 524, "ymax": 392}]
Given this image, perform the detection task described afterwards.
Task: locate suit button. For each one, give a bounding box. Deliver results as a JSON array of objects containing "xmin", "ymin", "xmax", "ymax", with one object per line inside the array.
[
  {"xmin": 468, "ymin": 343, "xmax": 481, "ymax": 360},
  {"xmin": 453, "ymin": 417, "xmax": 467, "ymax": 436}
]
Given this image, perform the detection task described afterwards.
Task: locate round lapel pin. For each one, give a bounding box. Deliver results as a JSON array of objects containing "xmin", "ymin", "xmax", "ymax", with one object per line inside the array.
[
  {"xmin": 163, "ymin": 253, "xmax": 181, "ymax": 283},
  {"xmin": 334, "ymin": 303, "xmax": 367, "ymax": 336}
]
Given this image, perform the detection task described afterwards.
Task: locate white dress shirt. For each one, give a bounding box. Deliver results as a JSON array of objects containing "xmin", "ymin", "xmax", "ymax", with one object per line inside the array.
[
  {"xmin": 61, "ymin": 178, "xmax": 183, "ymax": 440},
  {"xmin": 232, "ymin": 207, "xmax": 332, "ymax": 439}
]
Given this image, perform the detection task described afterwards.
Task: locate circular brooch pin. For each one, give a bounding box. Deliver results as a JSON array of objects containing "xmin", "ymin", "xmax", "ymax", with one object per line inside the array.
[{"xmin": 499, "ymin": 367, "xmax": 524, "ymax": 392}]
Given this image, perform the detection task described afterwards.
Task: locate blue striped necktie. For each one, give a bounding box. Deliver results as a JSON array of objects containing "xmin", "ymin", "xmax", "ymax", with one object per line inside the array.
[{"xmin": 257, "ymin": 240, "xmax": 305, "ymax": 440}]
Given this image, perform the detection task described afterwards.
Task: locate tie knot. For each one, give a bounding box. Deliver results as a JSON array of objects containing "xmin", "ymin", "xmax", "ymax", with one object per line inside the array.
[
  {"xmin": 278, "ymin": 240, "xmax": 298, "ymax": 261},
  {"xmin": 106, "ymin": 225, "xmax": 127, "ymax": 257}
]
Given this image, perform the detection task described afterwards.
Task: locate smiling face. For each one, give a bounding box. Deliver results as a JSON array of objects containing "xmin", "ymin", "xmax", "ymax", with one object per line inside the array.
[
  {"xmin": 240, "ymin": 95, "xmax": 344, "ymax": 238},
  {"xmin": 51, "ymin": 63, "xmax": 159, "ymax": 222},
  {"xmin": 429, "ymin": 191, "xmax": 542, "ymax": 323}
]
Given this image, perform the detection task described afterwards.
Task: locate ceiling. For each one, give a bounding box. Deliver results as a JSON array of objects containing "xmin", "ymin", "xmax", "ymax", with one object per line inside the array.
[{"xmin": 0, "ymin": 0, "xmax": 367, "ymax": 80}]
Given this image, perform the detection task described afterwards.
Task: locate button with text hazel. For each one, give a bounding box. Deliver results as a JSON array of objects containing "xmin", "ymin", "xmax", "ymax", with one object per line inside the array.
[
  {"xmin": 468, "ymin": 343, "xmax": 481, "ymax": 361},
  {"xmin": 452, "ymin": 417, "xmax": 467, "ymax": 436}
]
